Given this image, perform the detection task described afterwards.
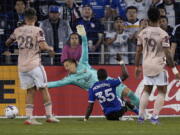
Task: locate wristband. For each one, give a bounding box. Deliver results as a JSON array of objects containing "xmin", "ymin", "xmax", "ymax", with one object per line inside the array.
[
  {"xmin": 118, "ymin": 60, "xmax": 124, "ymax": 65},
  {"xmin": 172, "ymin": 67, "xmax": 179, "ymax": 75}
]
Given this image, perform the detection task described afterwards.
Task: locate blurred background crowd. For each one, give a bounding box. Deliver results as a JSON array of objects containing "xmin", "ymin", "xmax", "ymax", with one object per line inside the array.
[{"xmin": 0, "ymin": 0, "xmax": 180, "ymax": 65}]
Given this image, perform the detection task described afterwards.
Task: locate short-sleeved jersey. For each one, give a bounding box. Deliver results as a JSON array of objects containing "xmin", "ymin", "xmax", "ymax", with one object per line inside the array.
[
  {"xmin": 88, "ymin": 77, "xmax": 123, "ymax": 115},
  {"xmin": 10, "ymin": 25, "xmax": 45, "ymax": 72},
  {"xmin": 137, "ymin": 26, "xmax": 170, "ymax": 76}
]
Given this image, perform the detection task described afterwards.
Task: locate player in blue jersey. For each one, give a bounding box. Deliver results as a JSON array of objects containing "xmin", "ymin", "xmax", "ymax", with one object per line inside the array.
[
  {"xmin": 48, "ymin": 25, "xmax": 139, "ymax": 108},
  {"xmin": 84, "ymin": 68, "xmax": 138, "ymax": 121}
]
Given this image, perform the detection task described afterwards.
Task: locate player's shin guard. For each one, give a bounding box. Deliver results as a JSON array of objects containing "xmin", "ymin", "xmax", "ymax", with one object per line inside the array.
[
  {"xmin": 25, "ymin": 104, "xmax": 34, "ymax": 119},
  {"xmin": 44, "ymin": 102, "xmax": 52, "ymax": 116},
  {"xmin": 127, "ymin": 91, "xmax": 139, "ymax": 108}
]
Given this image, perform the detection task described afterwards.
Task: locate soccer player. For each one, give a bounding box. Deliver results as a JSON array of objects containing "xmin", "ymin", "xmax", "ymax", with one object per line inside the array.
[
  {"xmin": 135, "ymin": 7, "xmax": 180, "ymax": 124},
  {"xmin": 84, "ymin": 67, "xmax": 139, "ymax": 121},
  {"xmin": 5, "ymin": 8, "xmax": 59, "ymax": 125},
  {"xmin": 48, "ymin": 25, "xmax": 140, "ymax": 108}
]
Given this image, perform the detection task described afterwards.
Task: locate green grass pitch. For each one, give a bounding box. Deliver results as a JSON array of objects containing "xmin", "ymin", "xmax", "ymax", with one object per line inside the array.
[{"xmin": 0, "ymin": 117, "xmax": 180, "ymax": 135}]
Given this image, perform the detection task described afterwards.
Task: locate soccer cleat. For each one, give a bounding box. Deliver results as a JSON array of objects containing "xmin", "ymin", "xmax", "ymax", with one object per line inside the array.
[
  {"xmin": 119, "ymin": 116, "xmax": 129, "ymax": 121},
  {"xmin": 46, "ymin": 116, "xmax": 60, "ymax": 123},
  {"xmin": 24, "ymin": 119, "xmax": 42, "ymax": 125},
  {"xmin": 150, "ymin": 117, "xmax": 160, "ymax": 125},
  {"xmin": 137, "ymin": 117, "xmax": 144, "ymax": 124},
  {"xmin": 119, "ymin": 116, "xmax": 134, "ymax": 121}
]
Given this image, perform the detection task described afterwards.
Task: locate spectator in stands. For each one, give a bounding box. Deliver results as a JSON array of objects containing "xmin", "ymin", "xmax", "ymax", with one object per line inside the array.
[
  {"xmin": 82, "ymin": 0, "xmax": 111, "ymax": 20},
  {"xmin": 148, "ymin": 0, "xmax": 163, "ymax": 7},
  {"xmin": 7, "ymin": 0, "xmax": 26, "ymax": 34},
  {"xmin": 159, "ymin": 16, "xmax": 176, "ymax": 59},
  {"xmin": 41, "ymin": 5, "xmax": 72, "ymax": 65},
  {"xmin": 62, "ymin": 0, "xmax": 81, "ymax": 29},
  {"xmin": 105, "ymin": 17, "xmax": 129, "ymax": 64},
  {"xmin": 61, "ymin": 33, "xmax": 82, "ymax": 63},
  {"xmin": 172, "ymin": 25, "xmax": 180, "ymax": 63},
  {"xmin": 126, "ymin": 0, "xmax": 150, "ymax": 20},
  {"xmin": 0, "ymin": 5, "xmax": 11, "ymax": 64},
  {"xmin": 30, "ymin": 0, "xmax": 58, "ymax": 21},
  {"xmin": 72, "ymin": 5, "xmax": 104, "ymax": 64},
  {"xmin": 158, "ymin": 0, "xmax": 180, "ymax": 27},
  {"xmin": 111, "ymin": 0, "xmax": 127, "ymax": 20},
  {"xmin": 158, "ymin": 6, "xmax": 167, "ymax": 16},
  {"xmin": 125, "ymin": 6, "xmax": 140, "ymax": 64}
]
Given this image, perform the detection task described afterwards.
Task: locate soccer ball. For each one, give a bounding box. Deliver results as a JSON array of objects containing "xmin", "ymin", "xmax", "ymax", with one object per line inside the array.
[{"xmin": 4, "ymin": 105, "xmax": 19, "ymax": 119}]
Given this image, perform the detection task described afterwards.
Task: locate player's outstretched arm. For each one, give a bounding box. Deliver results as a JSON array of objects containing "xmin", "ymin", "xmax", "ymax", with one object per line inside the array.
[
  {"xmin": 116, "ymin": 53, "xmax": 129, "ymax": 81},
  {"xmin": 47, "ymin": 77, "xmax": 72, "ymax": 88},
  {"xmin": 76, "ymin": 25, "xmax": 89, "ymax": 65},
  {"xmin": 84, "ymin": 103, "xmax": 94, "ymax": 121}
]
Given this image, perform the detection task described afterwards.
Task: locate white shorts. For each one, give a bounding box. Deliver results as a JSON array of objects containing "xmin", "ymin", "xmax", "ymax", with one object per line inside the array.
[
  {"xmin": 143, "ymin": 71, "xmax": 168, "ymax": 86},
  {"xmin": 19, "ymin": 65, "xmax": 47, "ymax": 90}
]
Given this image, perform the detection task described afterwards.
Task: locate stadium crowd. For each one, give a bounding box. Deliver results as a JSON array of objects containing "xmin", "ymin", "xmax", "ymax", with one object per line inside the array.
[{"xmin": 0, "ymin": 0, "xmax": 180, "ymax": 65}]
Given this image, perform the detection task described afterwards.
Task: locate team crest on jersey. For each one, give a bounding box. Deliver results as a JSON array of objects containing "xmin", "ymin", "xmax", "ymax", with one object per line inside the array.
[{"xmin": 90, "ymin": 23, "xmax": 95, "ymax": 28}]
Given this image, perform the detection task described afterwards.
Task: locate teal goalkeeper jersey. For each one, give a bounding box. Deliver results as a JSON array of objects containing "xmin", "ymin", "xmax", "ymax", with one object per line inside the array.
[
  {"xmin": 47, "ymin": 35, "xmax": 126, "ymax": 93},
  {"xmin": 48, "ymin": 35, "xmax": 98, "ymax": 90}
]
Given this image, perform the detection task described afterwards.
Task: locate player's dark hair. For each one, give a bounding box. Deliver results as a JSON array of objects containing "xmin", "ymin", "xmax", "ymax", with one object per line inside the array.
[
  {"xmin": 63, "ymin": 58, "xmax": 77, "ymax": 66},
  {"xmin": 97, "ymin": 69, "xmax": 108, "ymax": 81},
  {"xmin": 66, "ymin": 32, "xmax": 82, "ymax": 45},
  {"xmin": 15, "ymin": 0, "xmax": 26, "ymax": 5},
  {"xmin": 160, "ymin": 15, "xmax": 168, "ymax": 22},
  {"xmin": 126, "ymin": 6, "xmax": 138, "ymax": 13},
  {"xmin": 148, "ymin": 7, "xmax": 160, "ymax": 23},
  {"xmin": 24, "ymin": 8, "xmax": 37, "ymax": 20}
]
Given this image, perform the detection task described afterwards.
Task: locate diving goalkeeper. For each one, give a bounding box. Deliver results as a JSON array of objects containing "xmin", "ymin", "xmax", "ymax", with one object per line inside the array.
[{"xmin": 48, "ymin": 25, "xmax": 139, "ymax": 108}]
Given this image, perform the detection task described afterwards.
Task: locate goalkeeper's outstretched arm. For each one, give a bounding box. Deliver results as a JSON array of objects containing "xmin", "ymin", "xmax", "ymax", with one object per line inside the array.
[{"xmin": 76, "ymin": 25, "xmax": 89, "ymax": 65}]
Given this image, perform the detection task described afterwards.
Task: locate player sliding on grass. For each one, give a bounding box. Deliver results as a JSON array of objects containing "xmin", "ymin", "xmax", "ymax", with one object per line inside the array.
[
  {"xmin": 48, "ymin": 25, "xmax": 139, "ymax": 109},
  {"xmin": 84, "ymin": 67, "xmax": 139, "ymax": 121}
]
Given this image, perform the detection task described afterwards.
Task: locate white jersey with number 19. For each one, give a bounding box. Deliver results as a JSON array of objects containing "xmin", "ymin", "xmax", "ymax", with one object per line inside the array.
[{"xmin": 137, "ymin": 26, "xmax": 170, "ymax": 76}]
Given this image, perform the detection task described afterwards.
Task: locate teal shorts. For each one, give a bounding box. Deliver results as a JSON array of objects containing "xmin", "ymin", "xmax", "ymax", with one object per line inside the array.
[{"xmin": 116, "ymin": 83, "xmax": 127, "ymax": 98}]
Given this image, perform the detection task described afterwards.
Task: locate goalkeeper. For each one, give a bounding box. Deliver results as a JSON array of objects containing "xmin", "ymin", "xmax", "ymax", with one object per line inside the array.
[{"xmin": 48, "ymin": 25, "xmax": 139, "ymax": 108}]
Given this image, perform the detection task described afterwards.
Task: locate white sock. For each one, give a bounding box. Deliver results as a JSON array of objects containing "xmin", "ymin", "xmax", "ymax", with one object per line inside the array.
[
  {"xmin": 153, "ymin": 92, "xmax": 165, "ymax": 117},
  {"xmin": 139, "ymin": 91, "xmax": 150, "ymax": 118},
  {"xmin": 44, "ymin": 102, "xmax": 52, "ymax": 117},
  {"xmin": 25, "ymin": 104, "xmax": 33, "ymax": 119}
]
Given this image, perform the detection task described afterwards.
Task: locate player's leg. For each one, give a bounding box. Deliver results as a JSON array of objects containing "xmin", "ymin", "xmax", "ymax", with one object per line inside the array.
[
  {"xmin": 24, "ymin": 87, "xmax": 42, "ymax": 125},
  {"xmin": 151, "ymin": 71, "xmax": 168, "ymax": 124},
  {"xmin": 40, "ymin": 87, "xmax": 59, "ymax": 123},
  {"xmin": 19, "ymin": 72, "xmax": 42, "ymax": 125},
  {"xmin": 33, "ymin": 65, "xmax": 59, "ymax": 123},
  {"xmin": 121, "ymin": 87, "xmax": 140, "ymax": 108},
  {"xmin": 150, "ymin": 85, "xmax": 166, "ymax": 124},
  {"xmin": 138, "ymin": 85, "xmax": 153, "ymax": 122}
]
